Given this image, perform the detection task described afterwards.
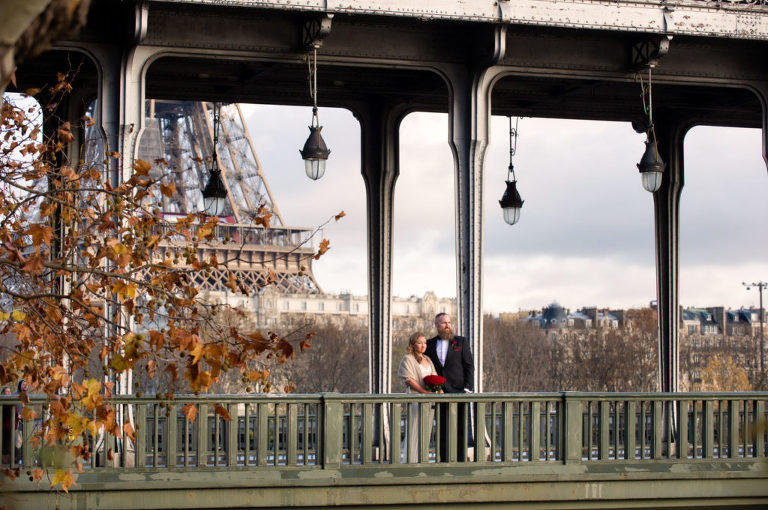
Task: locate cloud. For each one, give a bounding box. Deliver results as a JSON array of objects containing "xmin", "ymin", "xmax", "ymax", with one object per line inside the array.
[{"xmin": 243, "ymin": 106, "xmax": 768, "ymax": 313}]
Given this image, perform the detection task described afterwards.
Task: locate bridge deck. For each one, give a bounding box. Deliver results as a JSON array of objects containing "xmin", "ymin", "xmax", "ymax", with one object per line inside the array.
[{"xmin": 3, "ymin": 392, "xmax": 768, "ymax": 508}]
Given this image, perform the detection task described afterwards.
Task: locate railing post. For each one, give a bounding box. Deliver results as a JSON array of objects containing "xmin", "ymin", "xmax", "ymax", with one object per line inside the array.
[
  {"xmin": 257, "ymin": 403, "xmax": 268, "ymax": 467},
  {"xmin": 21, "ymin": 413, "xmax": 33, "ymax": 469},
  {"xmin": 678, "ymin": 400, "xmax": 689, "ymax": 459},
  {"xmin": 228, "ymin": 403, "xmax": 239, "ymax": 467},
  {"xmin": 362, "ymin": 402, "xmax": 373, "ymax": 463},
  {"xmin": 728, "ymin": 399, "xmax": 739, "ymax": 458},
  {"xmin": 563, "ymin": 393, "xmax": 582, "ymax": 464},
  {"xmin": 167, "ymin": 403, "xmax": 178, "ymax": 468},
  {"xmin": 391, "ymin": 402, "xmax": 401, "ymax": 465},
  {"xmin": 653, "ymin": 400, "xmax": 663, "ymax": 459},
  {"xmin": 136, "ymin": 403, "xmax": 146, "ymax": 468},
  {"xmin": 703, "ymin": 399, "xmax": 714, "ymax": 459},
  {"xmin": 626, "ymin": 400, "xmax": 636, "ymax": 460},
  {"xmin": 599, "ymin": 401, "xmax": 610, "ymax": 460},
  {"xmin": 529, "ymin": 401, "xmax": 540, "ymax": 462},
  {"xmin": 197, "ymin": 403, "xmax": 208, "ymax": 467},
  {"xmin": 323, "ymin": 394, "xmax": 343, "ymax": 469},
  {"xmin": 503, "ymin": 401, "xmax": 514, "ymax": 462},
  {"xmin": 476, "ymin": 401, "xmax": 487, "ymax": 463},
  {"xmin": 756, "ymin": 400, "xmax": 766, "ymax": 458}
]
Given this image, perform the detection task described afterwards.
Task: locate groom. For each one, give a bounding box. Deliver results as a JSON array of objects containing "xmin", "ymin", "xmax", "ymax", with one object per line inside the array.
[{"xmin": 425, "ymin": 313, "xmax": 474, "ymax": 462}]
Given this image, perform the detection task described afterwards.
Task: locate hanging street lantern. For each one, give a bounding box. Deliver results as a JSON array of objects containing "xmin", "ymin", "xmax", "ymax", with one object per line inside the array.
[
  {"xmin": 499, "ymin": 116, "xmax": 524, "ymax": 225},
  {"xmin": 637, "ymin": 138, "xmax": 666, "ymax": 192},
  {"xmin": 499, "ymin": 178, "xmax": 524, "ymax": 225},
  {"xmin": 635, "ymin": 67, "xmax": 666, "ymax": 193},
  {"xmin": 300, "ymin": 109, "xmax": 331, "ymax": 180},
  {"xmin": 300, "ymin": 46, "xmax": 330, "ymax": 180},
  {"xmin": 201, "ymin": 102, "xmax": 228, "ymax": 215}
]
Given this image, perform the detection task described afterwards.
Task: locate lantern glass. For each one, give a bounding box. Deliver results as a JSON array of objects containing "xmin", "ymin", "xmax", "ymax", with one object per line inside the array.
[
  {"xmin": 641, "ymin": 170, "xmax": 663, "ymax": 193},
  {"xmin": 304, "ymin": 158, "xmax": 326, "ymax": 180},
  {"xmin": 203, "ymin": 196, "xmax": 226, "ymax": 216},
  {"xmin": 502, "ymin": 206, "xmax": 521, "ymax": 225}
]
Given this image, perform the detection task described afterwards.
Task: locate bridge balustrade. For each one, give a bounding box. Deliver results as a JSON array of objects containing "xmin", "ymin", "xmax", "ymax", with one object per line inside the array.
[{"xmin": 3, "ymin": 392, "xmax": 767, "ymax": 471}]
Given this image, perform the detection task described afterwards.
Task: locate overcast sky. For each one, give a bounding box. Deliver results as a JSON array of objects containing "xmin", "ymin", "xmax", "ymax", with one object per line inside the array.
[{"xmin": 242, "ymin": 105, "xmax": 767, "ymax": 315}]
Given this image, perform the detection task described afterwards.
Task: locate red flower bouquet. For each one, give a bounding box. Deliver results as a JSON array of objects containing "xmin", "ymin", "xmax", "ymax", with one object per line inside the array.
[{"xmin": 423, "ymin": 375, "xmax": 446, "ymax": 392}]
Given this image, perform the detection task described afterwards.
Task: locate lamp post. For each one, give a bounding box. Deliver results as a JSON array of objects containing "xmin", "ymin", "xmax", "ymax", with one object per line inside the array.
[{"xmin": 743, "ymin": 281, "xmax": 767, "ymax": 388}]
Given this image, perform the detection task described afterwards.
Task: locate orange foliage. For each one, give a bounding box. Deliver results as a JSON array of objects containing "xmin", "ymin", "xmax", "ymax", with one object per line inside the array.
[{"xmin": 0, "ymin": 75, "xmax": 324, "ymax": 490}]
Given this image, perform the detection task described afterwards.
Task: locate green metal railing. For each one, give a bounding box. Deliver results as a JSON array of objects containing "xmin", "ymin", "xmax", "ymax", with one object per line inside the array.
[{"xmin": 2, "ymin": 392, "xmax": 767, "ymax": 470}]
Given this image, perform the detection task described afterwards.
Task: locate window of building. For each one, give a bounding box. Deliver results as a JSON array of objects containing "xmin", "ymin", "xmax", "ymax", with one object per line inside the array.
[
  {"xmin": 301, "ymin": 301, "xmax": 307, "ymax": 311},
  {"xmin": 319, "ymin": 302, "xmax": 324, "ymax": 311},
  {"xmin": 283, "ymin": 301, "xmax": 289, "ymax": 310}
]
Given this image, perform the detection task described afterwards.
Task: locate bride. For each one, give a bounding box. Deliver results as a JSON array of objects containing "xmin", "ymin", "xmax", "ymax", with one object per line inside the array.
[{"xmin": 397, "ymin": 332, "xmax": 440, "ymax": 463}]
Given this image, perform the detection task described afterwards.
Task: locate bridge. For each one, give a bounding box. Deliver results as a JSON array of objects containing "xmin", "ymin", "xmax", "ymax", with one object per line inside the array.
[
  {"xmin": 3, "ymin": 392, "xmax": 768, "ymax": 508},
  {"xmin": 2, "ymin": 0, "xmax": 768, "ymax": 507}
]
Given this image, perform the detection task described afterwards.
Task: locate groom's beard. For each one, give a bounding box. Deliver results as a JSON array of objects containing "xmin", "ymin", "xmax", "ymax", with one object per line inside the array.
[{"xmin": 438, "ymin": 330, "xmax": 454, "ymax": 341}]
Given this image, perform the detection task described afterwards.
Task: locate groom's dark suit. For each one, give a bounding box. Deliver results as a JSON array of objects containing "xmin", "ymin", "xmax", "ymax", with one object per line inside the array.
[{"xmin": 426, "ymin": 335, "xmax": 474, "ymax": 461}]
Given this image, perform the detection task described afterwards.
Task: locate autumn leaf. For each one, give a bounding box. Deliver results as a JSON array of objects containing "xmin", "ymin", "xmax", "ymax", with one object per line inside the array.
[
  {"xmin": 300, "ymin": 339, "xmax": 311, "ymax": 351},
  {"xmin": 225, "ymin": 272, "xmax": 237, "ymax": 293},
  {"xmin": 80, "ymin": 379, "xmax": 103, "ymax": 412},
  {"xmin": 108, "ymin": 240, "xmax": 129, "ymax": 256},
  {"xmin": 57, "ymin": 122, "xmax": 74, "ymax": 142},
  {"xmin": 181, "ymin": 403, "xmax": 198, "ymax": 424},
  {"xmin": 213, "ymin": 404, "xmax": 232, "ymax": 421},
  {"xmin": 160, "ymin": 182, "xmax": 176, "ymax": 198},
  {"xmin": 112, "ymin": 281, "xmax": 136, "ymax": 302},
  {"xmin": 132, "ymin": 159, "xmax": 152, "ymax": 176},
  {"xmin": 21, "ymin": 255, "xmax": 45, "ymax": 273},
  {"xmin": 196, "ymin": 223, "xmax": 213, "ymax": 239},
  {"xmin": 20, "ymin": 407, "xmax": 38, "ymax": 421},
  {"xmin": 335, "ymin": 211, "xmax": 346, "ymax": 221},
  {"xmin": 28, "ymin": 224, "xmax": 53, "ymax": 247},
  {"xmin": 51, "ymin": 469, "xmax": 75, "ymax": 493},
  {"xmin": 123, "ymin": 422, "xmax": 136, "ymax": 442},
  {"xmin": 313, "ymin": 238, "xmax": 330, "ymax": 260},
  {"xmin": 189, "ymin": 343, "xmax": 205, "ymax": 365}
]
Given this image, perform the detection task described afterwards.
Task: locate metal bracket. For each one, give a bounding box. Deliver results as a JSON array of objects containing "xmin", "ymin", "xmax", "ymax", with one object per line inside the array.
[
  {"xmin": 302, "ymin": 14, "xmax": 334, "ymax": 51},
  {"xmin": 630, "ymin": 35, "xmax": 672, "ymax": 71}
]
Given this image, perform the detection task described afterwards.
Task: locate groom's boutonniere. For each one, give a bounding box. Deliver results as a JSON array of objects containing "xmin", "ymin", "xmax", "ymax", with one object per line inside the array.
[{"xmin": 451, "ymin": 339, "xmax": 459, "ymax": 351}]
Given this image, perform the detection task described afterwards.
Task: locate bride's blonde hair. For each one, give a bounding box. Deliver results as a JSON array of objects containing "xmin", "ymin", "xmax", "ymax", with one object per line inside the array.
[{"xmin": 407, "ymin": 332, "xmax": 426, "ymax": 363}]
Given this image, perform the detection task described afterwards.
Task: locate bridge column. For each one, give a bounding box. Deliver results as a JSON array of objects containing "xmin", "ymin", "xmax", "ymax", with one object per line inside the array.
[
  {"xmin": 445, "ymin": 57, "xmax": 505, "ymax": 393},
  {"xmin": 651, "ymin": 115, "xmax": 689, "ymax": 394},
  {"xmin": 358, "ymin": 99, "xmax": 409, "ymax": 394},
  {"xmin": 760, "ymin": 84, "xmax": 768, "ymax": 176}
]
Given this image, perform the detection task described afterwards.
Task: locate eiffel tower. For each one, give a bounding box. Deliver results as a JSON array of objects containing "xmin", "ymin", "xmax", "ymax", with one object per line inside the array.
[{"xmin": 137, "ymin": 100, "xmax": 321, "ymax": 295}]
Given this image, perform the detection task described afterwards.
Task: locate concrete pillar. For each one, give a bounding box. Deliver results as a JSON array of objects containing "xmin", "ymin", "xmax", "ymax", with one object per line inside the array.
[
  {"xmin": 357, "ymin": 99, "xmax": 409, "ymax": 394},
  {"xmin": 445, "ymin": 60, "xmax": 505, "ymax": 393},
  {"xmin": 759, "ymin": 83, "xmax": 768, "ymax": 176},
  {"xmin": 651, "ymin": 115, "xmax": 689, "ymax": 394}
]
